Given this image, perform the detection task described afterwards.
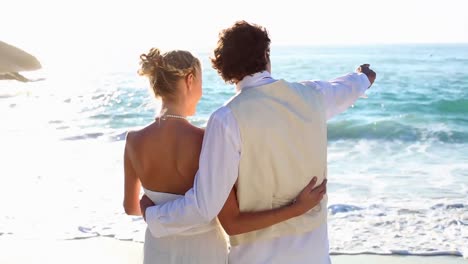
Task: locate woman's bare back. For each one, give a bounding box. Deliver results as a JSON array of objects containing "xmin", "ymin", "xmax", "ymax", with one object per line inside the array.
[{"xmin": 126, "ymin": 119, "xmax": 204, "ymax": 195}]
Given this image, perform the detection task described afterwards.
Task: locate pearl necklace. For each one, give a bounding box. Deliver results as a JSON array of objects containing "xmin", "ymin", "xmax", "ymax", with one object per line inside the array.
[{"xmin": 157, "ymin": 114, "xmax": 187, "ymax": 121}]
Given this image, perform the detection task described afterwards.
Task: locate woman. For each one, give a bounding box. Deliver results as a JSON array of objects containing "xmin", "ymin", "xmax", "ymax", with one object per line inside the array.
[{"xmin": 123, "ymin": 48, "xmax": 326, "ymax": 263}]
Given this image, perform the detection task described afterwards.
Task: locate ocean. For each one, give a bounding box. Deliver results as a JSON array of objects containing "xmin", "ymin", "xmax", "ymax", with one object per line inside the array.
[{"xmin": 0, "ymin": 44, "xmax": 467, "ymax": 257}]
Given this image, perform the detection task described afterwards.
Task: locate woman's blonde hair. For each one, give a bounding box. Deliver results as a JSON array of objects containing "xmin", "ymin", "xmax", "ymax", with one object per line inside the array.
[{"xmin": 138, "ymin": 48, "xmax": 201, "ymax": 99}]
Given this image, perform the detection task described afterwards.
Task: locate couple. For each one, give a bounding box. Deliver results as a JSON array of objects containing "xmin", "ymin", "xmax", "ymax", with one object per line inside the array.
[{"xmin": 124, "ymin": 20, "xmax": 376, "ymax": 264}]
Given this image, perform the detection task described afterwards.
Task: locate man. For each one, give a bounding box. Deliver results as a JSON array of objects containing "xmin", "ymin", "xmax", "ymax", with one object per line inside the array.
[{"xmin": 140, "ymin": 20, "xmax": 376, "ymax": 263}]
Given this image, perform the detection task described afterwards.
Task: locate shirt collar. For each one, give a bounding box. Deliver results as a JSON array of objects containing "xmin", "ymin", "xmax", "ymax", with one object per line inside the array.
[{"xmin": 236, "ymin": 71, "xmax": 276, "ymax": 92}]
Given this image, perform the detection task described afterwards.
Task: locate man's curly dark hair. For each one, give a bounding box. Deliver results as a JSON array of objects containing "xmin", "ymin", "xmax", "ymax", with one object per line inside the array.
[{"xmin": 211, "ymin": 20, "xmax": 271, "ymax": 84}]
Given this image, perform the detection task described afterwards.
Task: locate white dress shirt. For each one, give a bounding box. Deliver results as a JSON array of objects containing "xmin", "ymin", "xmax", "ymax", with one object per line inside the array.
[{"xmin": 146, "ymin": 71, "xmax": 370, "ymax": 263}]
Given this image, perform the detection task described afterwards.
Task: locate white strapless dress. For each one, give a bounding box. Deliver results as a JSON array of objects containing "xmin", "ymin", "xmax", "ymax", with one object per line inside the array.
[{"xmin": 143, "ymin": 188, "xmax": 228, "ymax": 264}]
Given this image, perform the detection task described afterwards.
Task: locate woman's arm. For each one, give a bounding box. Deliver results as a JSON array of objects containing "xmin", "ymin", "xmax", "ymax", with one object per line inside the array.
[
  {"xmin": 123, "ymin": 133, "xmax": 142, "ymax": 216},
  {"xmin": 218, "ymin": 177, "xmax": 327, "ymax": 236}
]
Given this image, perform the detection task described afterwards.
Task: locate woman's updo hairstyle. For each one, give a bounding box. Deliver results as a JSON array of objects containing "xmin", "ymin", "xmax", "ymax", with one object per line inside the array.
[{"xmin": 138, "ymin": 48, "xmax": 201, "ymax": 99}]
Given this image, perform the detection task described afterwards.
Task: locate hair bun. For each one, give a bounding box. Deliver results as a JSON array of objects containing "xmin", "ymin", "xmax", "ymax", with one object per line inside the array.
[{"xmin": 138, "ymin": 48, "xmax": 162, "ymax": 77}]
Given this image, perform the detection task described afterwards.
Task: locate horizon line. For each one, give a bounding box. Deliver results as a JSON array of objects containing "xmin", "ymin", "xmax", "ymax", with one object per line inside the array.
[{"xmin": 190, "ymin": 42, "xmax": 468, "ymax": 53}]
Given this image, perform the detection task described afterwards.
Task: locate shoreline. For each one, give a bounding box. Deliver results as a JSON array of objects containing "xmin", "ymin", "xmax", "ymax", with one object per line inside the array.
[{"xmin": 0, "ymin": 237, "xmax": 466, "ymax": 264}]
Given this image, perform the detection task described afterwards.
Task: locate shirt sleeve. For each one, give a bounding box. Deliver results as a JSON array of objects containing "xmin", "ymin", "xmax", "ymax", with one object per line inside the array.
[
  {"xmin": 301, "ymin": 73, "xmax": 371, "ymax": 120},
  {"xmin": 145, "ymin": 106, "xmax": 241, "ymax": 237}
]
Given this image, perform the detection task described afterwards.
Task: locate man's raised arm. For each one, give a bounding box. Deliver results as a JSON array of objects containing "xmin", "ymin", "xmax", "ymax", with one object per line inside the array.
[
  {"xmin": 143, "ymin": 107, "xmax": 241, "ymax": 237},
  {"xmin": 302, "ymin": 64, "xmax": 376, "ymax": 120}
]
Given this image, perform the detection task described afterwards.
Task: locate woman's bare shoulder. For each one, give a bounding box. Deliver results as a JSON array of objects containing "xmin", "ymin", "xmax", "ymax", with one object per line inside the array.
[
  {"xmin": 186, "ymin": 124, "xmax": 205, "ymax": 140},
  {"xmin": 125, "ymin": 123, "xmax": 158, "ymax": 146},
  {"xmin": 192, "ymin": 125, "xmax": 205, "ymax": 136}
]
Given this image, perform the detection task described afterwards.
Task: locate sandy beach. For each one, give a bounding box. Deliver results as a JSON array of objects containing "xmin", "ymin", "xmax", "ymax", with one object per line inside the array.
[{"xmin": 0, "ymin": 237, "xmax": 465, "ymax": 264}]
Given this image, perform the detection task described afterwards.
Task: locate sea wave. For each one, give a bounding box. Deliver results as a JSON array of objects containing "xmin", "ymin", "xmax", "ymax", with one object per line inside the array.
[
  {"xmin": 328, "ymin": 120, "xmax": 467, "ymax": 143},
  {"xmin": 434, "ymin": 99, "xmax": 468, "ymax": 114},
  {"xmin": 59, "ymin": 119, "xmax": 468, "ymax": 143},
  {"xmin": 329, "ymin": 250, "xmax": 465, "ymax": 257},
  {"xmin": 327, "ymin": 202, "xmax": 468, "ymax": 258}
]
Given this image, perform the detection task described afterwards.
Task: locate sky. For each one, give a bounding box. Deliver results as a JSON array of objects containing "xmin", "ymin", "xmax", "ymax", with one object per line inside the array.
[{"xmin": 1, "ymin": 0, "xmax": 467, "ymax": 70}]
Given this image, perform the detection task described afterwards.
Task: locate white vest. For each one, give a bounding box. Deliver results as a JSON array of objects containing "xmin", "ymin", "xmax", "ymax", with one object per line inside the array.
[{"xmin": 226, "ymin": 79, "xmax": 328, "ymax": 246}]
